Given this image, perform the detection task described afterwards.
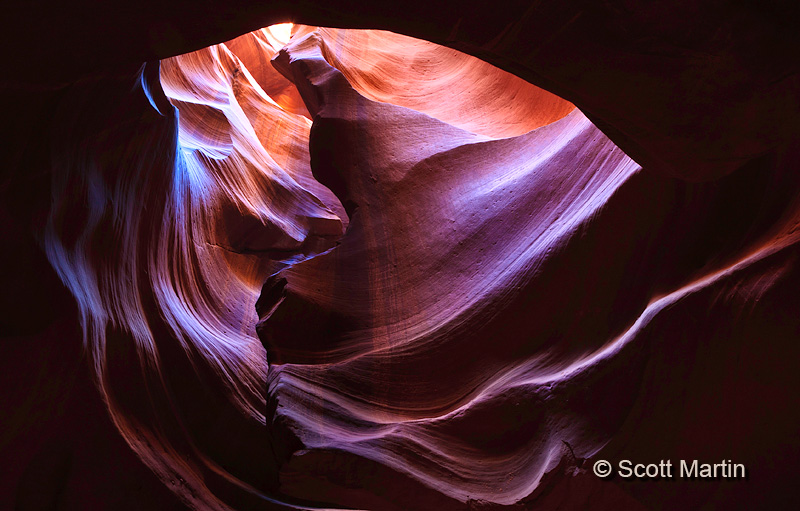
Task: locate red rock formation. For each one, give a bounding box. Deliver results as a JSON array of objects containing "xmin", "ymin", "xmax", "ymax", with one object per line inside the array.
[{"xmin": 2, "ymin": 2, "xmax": 799, "ymax": 511}]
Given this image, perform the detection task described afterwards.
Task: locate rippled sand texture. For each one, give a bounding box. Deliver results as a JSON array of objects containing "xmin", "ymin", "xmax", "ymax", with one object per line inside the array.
[{"xmin": 33, "ymin": 23, "xmax": 800, "ymax": 511}]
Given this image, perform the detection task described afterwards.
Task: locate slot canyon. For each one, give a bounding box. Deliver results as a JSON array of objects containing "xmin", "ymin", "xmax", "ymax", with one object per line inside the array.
[{"xmin": 1, "ymin": 1, "xmax": 799, "ymax": 510}]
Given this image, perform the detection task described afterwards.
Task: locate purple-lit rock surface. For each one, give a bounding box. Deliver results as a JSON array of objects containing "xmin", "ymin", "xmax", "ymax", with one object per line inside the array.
[{"xmin": 2, "ymin": 3, "xmax": 800, "ymax": 511}]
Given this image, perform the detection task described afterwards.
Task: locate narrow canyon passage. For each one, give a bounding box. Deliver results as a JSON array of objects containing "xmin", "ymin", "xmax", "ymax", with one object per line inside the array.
[{"xmin": 2, "ymin": 3, "xmax": 799, "ymax": 510}]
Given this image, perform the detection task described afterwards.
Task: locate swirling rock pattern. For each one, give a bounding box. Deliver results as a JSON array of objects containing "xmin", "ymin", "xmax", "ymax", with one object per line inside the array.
[
  {"xmin": 258, "ymin": 28, "xmax": 800, "ymax": 510},
  {"xmin": 2, "ymin": 3, "xmax": 799, "ymax": 511}
]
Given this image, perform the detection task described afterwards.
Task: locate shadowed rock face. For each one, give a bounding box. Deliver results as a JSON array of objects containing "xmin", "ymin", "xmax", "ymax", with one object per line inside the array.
[{"xmin": 2, "ymin": 3, "xmax": 800, "ymax": 511}]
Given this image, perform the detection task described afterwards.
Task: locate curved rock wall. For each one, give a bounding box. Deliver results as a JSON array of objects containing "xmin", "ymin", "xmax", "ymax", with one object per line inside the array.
[{"xmin": 2, "ymin": 3, "xmax": 799, "ymax": 510}]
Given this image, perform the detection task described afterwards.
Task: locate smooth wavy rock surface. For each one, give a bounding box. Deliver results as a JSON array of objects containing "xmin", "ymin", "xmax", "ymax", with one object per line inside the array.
[
  {"xmin": 262, "ymin": 30, "xmax": 638, "ymax": 506},
  {"xmin": 289, "ymin": 26, "xmax": 575, "ymax": 139},
  {"xmin": 2, "ymin": 10, "xmax": 800, "ymax": 511},
  {"xmin": 257, "ymin": 29, "xmax": 800, "ymax": 510}
]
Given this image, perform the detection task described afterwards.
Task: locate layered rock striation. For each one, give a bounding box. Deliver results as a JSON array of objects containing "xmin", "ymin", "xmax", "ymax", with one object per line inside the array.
[{"xmin": 2, "ymin": 4, "xmax": 799, "ymax": 510}]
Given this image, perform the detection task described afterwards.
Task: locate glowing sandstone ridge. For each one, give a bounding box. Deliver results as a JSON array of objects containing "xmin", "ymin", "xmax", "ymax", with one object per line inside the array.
[{"xmin": 39, "ymin": 23, "xmax": 800, "ymax": 511}]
